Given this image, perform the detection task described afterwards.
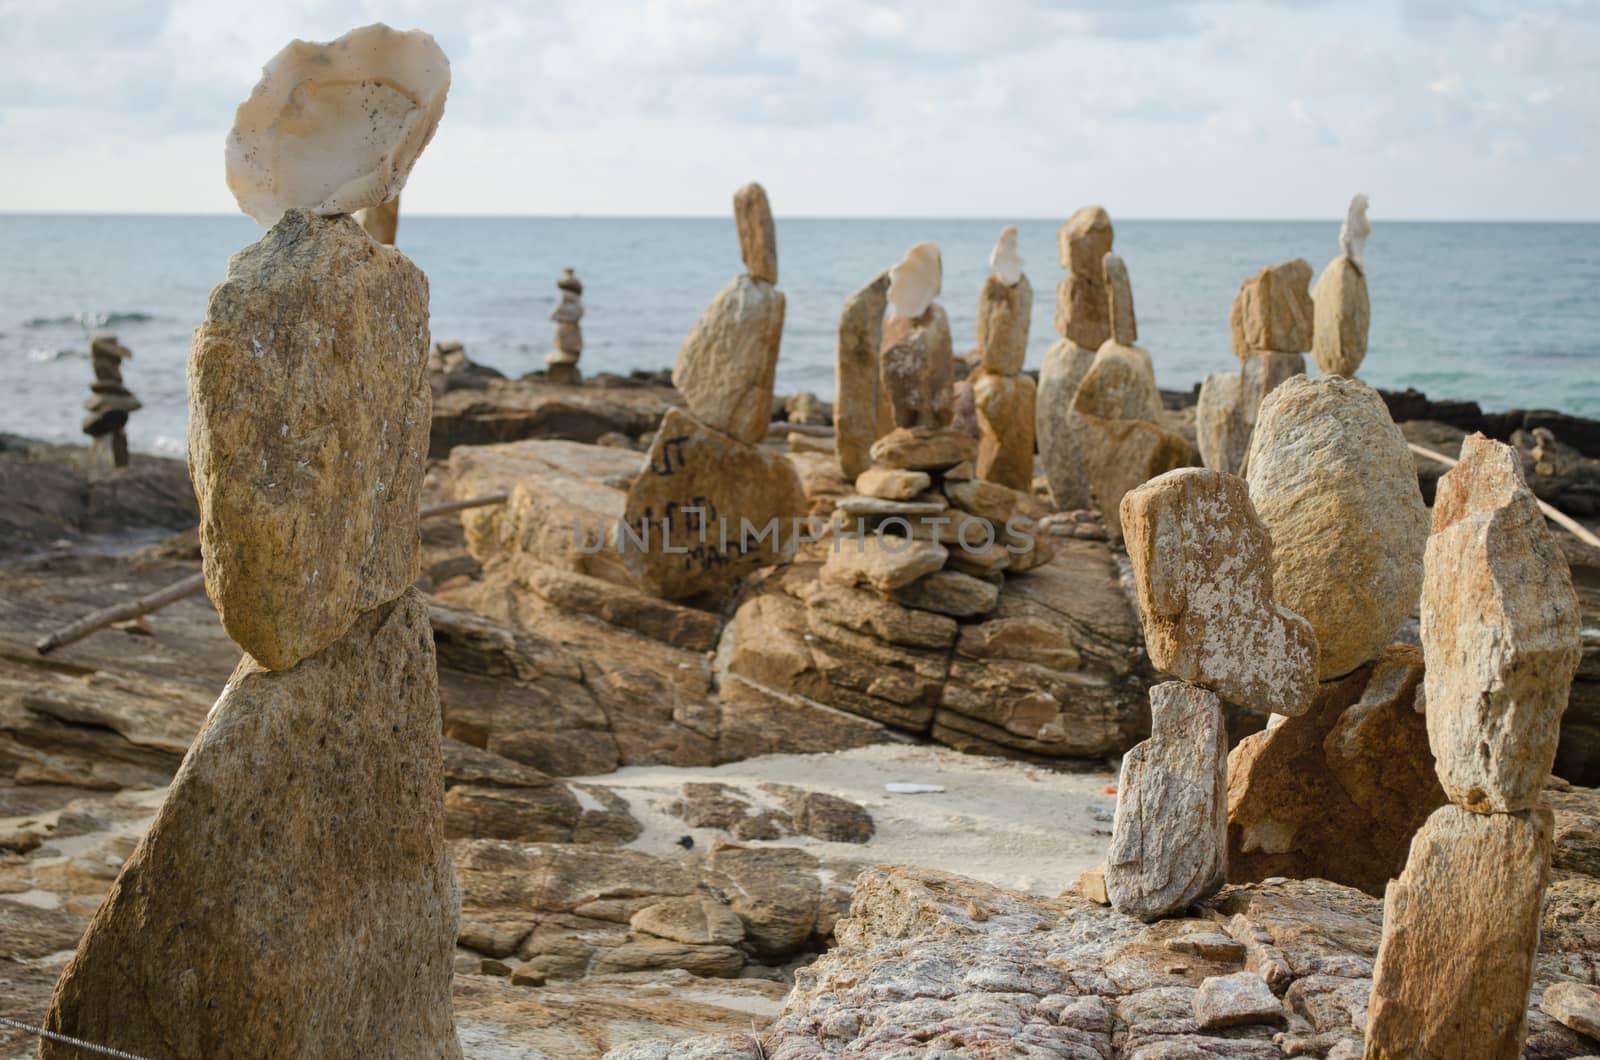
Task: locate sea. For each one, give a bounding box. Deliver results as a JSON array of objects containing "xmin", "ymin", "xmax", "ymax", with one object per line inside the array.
[{"xmin": 2, "ymin": 214, "xmax": 1597, "ymax": 456}]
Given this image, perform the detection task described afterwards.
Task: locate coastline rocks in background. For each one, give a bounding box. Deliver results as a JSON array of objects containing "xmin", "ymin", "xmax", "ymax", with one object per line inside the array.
[
  {"xmin": 975, "ymin": 275, "xmax": 1032, "ymax": 375},
  {"xmin": 1364, "ymin": 804, "xmax": 1553, "ymax": 1060},
  {"xmin": 671, "ymin": 275, "xmax": 785, "ymax": 445},
  {"xmin": 1103, "ymin": 252, "xmax": 1136, "ymax": 345},
  {"xmin": 187, "ymin": 210, "xmax": 430, "ymax": 670},
  {"xmin": 622, "ymin": 408, "xmax": 806, "ymax": 599},
  {"xmin": 1196, "ymin": 372, "xmax": 1249, "ymax": 475},
  {"xmin": 42, "ymin": 591, "xmax": 461, "ymax": 1060},
  {"xmin": 881, "ymin": 305, "xmax": 955, "ymax": 430},
  {"xmin": 1230, "ymin": 259, "xmax": 1314, "ymax": 359},
  {"xmin": 1422, "ymin": 433, "xmax": 1582, "ymax": 813},
  {"xmin": 358, "ymin": 194, "xmax": 400, "ymax": 244},
  {"xmin": 1106, "ymin": 681, "xmax": 1228, "ymax": 921},
  {"xmin": 733, "ymin": 182, "xmax": 777, "ymax": 284},
  {"xmin": 833, "ymin": 272, "xmax": 890, "ymax": 479},
  {"xmin": 972, "ymin": 371, "xmax": 1036, "ymax": 492},
  {"xmin": 1245, "ymin": 375, "xmax": 1428, "ymax": 680},
  {"xmin": 1312, "ymin": 254, "xmax": 1369, "ymax": 377},
  {"xmin": 226, "ymin": 24, "xmax": 451, "ymax": 225},
  {"xmin": 1121, "ymin": 469, "xmax": 1317, "ymax": 716},
  {"xmin": 1036, "ymin": 339, "xmax": 1097, "ymax": 509}
]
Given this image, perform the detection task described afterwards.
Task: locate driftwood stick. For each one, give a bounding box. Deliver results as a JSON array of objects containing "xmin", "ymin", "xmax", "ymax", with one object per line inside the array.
[
  {"xmin": 33, "ymin": 492, "xmax": 511, "ymax": 656},
  {"xmin": 1407, "ymin": 441, "xmax": 1600, "ymax": 549}
]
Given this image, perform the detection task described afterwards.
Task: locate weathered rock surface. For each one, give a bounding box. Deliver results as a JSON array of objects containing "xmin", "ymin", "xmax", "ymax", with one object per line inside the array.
[
  {"xmin": 1365, "ymin": 803, "xmax": 1553, "ymax": 1060},
  {"xmin": 1122, "ymin": 468, "xmax": 1318, "ymax": 715},
  {"xmin": 891, "ymin": 568, "xmax": 1000, "ymax": 617},
  {"xmin": 622, "ymin": 408, "xmax": 807, "ymax": 598},
  {"xmin": 833, "ymin": 272, "xmax": 890, "ymax": 479},
  {"xmin": 1107, "ymin": 681, "xmax": 1228, "ymax": 921},
  {"xmin": 43, "ymin": 590, "xmax": 462, "ymax": 1059},
  {"xmin": 188, "ymin": 209, "xmax": 430, "ymax": 670},
  {"xmin": 855, "ymin": 467, "xmax": 929, "ymax": 500},
  {"xmin": 1231, "ymin": 259, "xmax": 1314, "ymax": 358},
  {"xmin": 428, "ymin": 376, "xmax": 673, "ymax": 458},
  {"xmin": 972, "ymin": 369, "xmax": 1036, "ymax": 491},
  {"xmin": 1245, "ymin": 375, "xmax": 1428, "ymax": 679},
  {"xmin": 1078, "ymin": 415, "xmax": 1191, "ymax": 543},
  {"xmin": 1227, "ymin": 645, "xmax": 1443, "ymax": 895},
  {"xmin": 1423, "ymin": 433, "xmax": 1583, "ymax": 813},
  {"xmin": 1541, "ymin": 981, "xmax": 1600, "ymax": 1040},
  {"xmin": 1312, "ymin": 255, "xmax": 1370, "ymax": 377},
  {"xmin": 733, "ymin": 182, "xmax": 777, "ymax": 284},
  {"xmin": 821, "ymin": 536, "xmax": 948, "ymax": 593},
  {"xmin": 671, "ymin": 275, "xmax": 785, "ymax": 445},
  {"xmin": 868, "ymin": 426, "xmax": 975, "ymax": 472},
  {"xmin": 1036, "ymin": 338, "xmax": 1097, "ymax": 509},
  {"xmin": 975, "ymin": 273, "xmax": 1032, "ymax": 375},
  {"xmin": 880, "ymin": 305, "xmax": 954, "ymax": 430},
  {"xmin": 1194, "ymin": 971, "xmax": 1285, "ymax": 1028},
  {"xmin": 1197, "ymin": 371, "xmax": 1249, "ymax": 476},
  {"xmin": 358, "ymin": 193, "xmax": 400, "ymax": 244}
]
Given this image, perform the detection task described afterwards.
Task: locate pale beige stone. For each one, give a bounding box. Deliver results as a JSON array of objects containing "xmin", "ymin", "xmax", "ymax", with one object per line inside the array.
[
  {"xmin": 42, "ymin": 590, "xmax": 462, "ymax": 1059},
  {"xmin": 1312, "ymin": 255, "xmax": 1370, "ymax": 377},
  {"xmin": 1245, "ymin": 375, "xmax": 1428, "ymax": 679},
  {"xmin": 1035, "ymin": 339, "xmax": 1097, "ymax": 509},
  {"xmin": 1103, "ymin": 252, "xmax": 1136, "ymax": 345},
  {"xmin": 733, "ymin": 182, "xmax": 777, "ymax": 284},
  {"xmin": 621, "ymin": 408, "xmax": 806, "ymax": 599},
  {"xmin": 822, "ymin": 535, "xmax": 948, "ymax": 594},
  {"xmin": 1365, "ymin": 804, "xmax": 1552, "ymax": 1060},
  {"xmin": 990, "ymin": 224, "xmax": 1024, "ymax": 285},
  {"xmin": 358, "ymin": 194, "xmax": 399, "ymax": 244},
  {"xmin": 869, "ymin": 427, "xmax": 976, "ymax": 472},
  {"xmin": 975, "ymin": 273, "xmax": 1032, "ymax": 375},
  {"xmin": 973, "ymin": 370, "xmax": 1036, "ymax": 492},
  {"xmin": 880, "ymin": 305, "xmax": 954, "ymax": 430},
  {"xmin": 188, "ymin": 211, "xmax": 430, "ymax": 670},
  {"xmin": 1121, "ymin": 468, "xmax": 1318, "ymax": 716},
  {"xmin": 887, "ymin": 241, "xmax": 941, "ymax": 319},
  {"xmin": 1540, "ymin": 982, "xmax": 1600, "ymax": 1040},
  {"xmin": 1058, "ymin": 205, "xmax": 1113, "ymax": 277},
  {"xmin": 1196, "ymin": 372, "xmax": 1249, "ymax": 475},
  {"xmin": 1341, "ymin": 192, "xmax": 1372, "ymax": 265},
  {"xmin": 1106, "ymin": 681, "xmax": 1228, "ymax": 921},
  {"xmin": 834, "ymin": 272, "xmax": 890, "ymax": 480},
  {"xmin": 1231, "ymin": 259, "xmax": 1314, "ymax": 358},
  {"xmin": 226, "ymin": 24, "xmax": 451, "ymax": 225},
  {"xmin": 855, "ymin": 468, "xmax": 930, "ymax": 500},
  {"xmin": 1422, "ymin": 433, "xmax": 1582, "ymax": 813},
  {"xmin": 672, "ymin": 275, "xmax": 785, "ymax": 445}
]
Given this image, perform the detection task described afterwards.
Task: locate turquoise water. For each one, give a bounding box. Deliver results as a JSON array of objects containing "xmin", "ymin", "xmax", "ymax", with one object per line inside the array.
[{"xmin": 2, "ymin": 214, "xmax": 1597, "ymax": 454}]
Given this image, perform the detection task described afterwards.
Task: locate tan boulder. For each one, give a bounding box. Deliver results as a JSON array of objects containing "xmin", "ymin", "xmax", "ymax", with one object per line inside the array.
[
  {"xmin": 880, "ymin": 304, "xmax": 954, "ymax": 430},
  {"xmin": 1227, "ymin": 645, "xmax": 1444, "ymax": 896},
  {"xmin": 42, "ymin": 590, "xmax": 461, "ymax": 1059},
  {"xmin": 671, "ymin": 275, "xmax": 785, "ymax": 445},
  {"xmin": 1106, "ymin": 681, "xmax": 1228, "ymax": 921},
  {"xmin": 1103, "ymin": 252, "xmax": 1136, "ymax": 345},
  {"xmin": 621, "ymin": 408, "xmax": 806, "ymax": 599},
  {"xmin": 1423, "ymin": 433, "xmax": 1582, "ymax": 812},
  {"xmin": 975, "ymin": 273, "xmax": 1032, "ymax": 375},
  {"xmin": 1364, "ymin": 803, "xmax": 1552, "ymax": 1060},
  {"xmin": 1311, "ymin": 255, "xmax": 1369, "ymax": 376},
  {"xmin": 855, "ymin": 467, "xmax": 930, "ymax": 500},
  {"xmin": 972, "ymin": 370, "xmax": 1036, "ymax": 492},
  {"xmin": 833, "ymin": 272, "xmax": 890, "ymax": 479},
  {"xmin": 187, "ymin": 210, "xmax": 430, "ymax": 670},
  {"xmin": 733, "ymin": 182, "xmax": 777, "ymax": 284},
  {"xmin": 821, "ymin": 535, "xmax": 948, "ymax": 594},
  {"xmin": 1054, "ymin": 275, "xmax": 1110, "ymax": 352},
  {"xmin": 1541, "ymin": 982, "xmax": 1600, "ymax": 1040},
  {"xmin": 1077, "ymin": 414, "xmax": 1191, "ymax": 543},
  {"xmin": 1058, "ymin": 205, "xmax": 1114, "ymax": 278},
  {"xmin": 1245, "ymin": 375, "xmax": 1428, "ymax": 679},
  {"xmin": 1121, "ymin": 468, "xmax": 1317, "ymax": 715},
  {"xmin": 943, "ymin": 477, "xmax": 1051, "ymax": 525},
  {"xmin": 1074, "ymin": 341, "xmax": 1161, "ymax": 423},
  {"xmin": 1230, "ymin": 258, "xmax": 1314, "ymax": 358},
  {"xmin": 1195, "ymin": 372, "xmax": 1249, "ymax": 475},
  {"xmin": 869, "ymin": 426, "xmax": 976, "ymax": 472},
  {"xmin": 1035, "ymin": 338, "xmax": 1097, "ymax": 509}
]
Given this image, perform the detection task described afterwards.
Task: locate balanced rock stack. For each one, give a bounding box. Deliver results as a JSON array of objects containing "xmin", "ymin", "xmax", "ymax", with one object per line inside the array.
[
  {"xmin": 1365, "ymin": 434, "xmax": 1582, "ymax": 1059},
  {"xmin": 80, "ymin": 331, "xmax": 140, "ymax": 468},
  {"xmin": 622, "ymin": 182, "xmax": 805, "ymax": 599},
  {"xmin": 969, "ymin": 225, "xmax": 1035, "ymax": 490},
  {"xmin": 1196, "ymin": 257, "xmax": 1316, "ymax": 474},
  {"xmin": 1036, "ymin": 205, "xmax": 1111, "ymax": 509},
  {"xmin": 1105, "ymin": 468, "xmax": 1317, "ymax": 921},
  {"xmin": 1312, "ymin": 193, "xmax": 1371, "ymax": 377},
  {"xmin": 43, "ymin": 25, "xmax": 463, "ymax": 1059},
  {"xmin": 358, "ymin": 193, "xmax": 400, "ymax": 244},
  {"xmin": 546, "ymin": 267, "xmax": 585, "ymax": 385}
]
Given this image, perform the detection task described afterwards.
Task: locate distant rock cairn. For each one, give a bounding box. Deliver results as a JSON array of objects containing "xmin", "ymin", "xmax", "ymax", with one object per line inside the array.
[
  {"xmin": 547, "ymin": 267, "xmax": 585, "ymax": 384},
  {"xmin": 80, "ymin": 331, "xmax": 140, "ymax": 468}
]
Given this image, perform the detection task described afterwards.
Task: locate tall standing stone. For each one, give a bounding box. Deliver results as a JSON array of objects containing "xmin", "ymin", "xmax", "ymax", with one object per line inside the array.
[
  {"xmin": 1036, "ymin": 338, "xmax": 1097, "ymax": 508},
  {"xmin": 972, "ymin": 225, "xmax": 1036, "ymax": 490},
  {"xmin": 1104, "ymin": 252, "xmax": 1136, "ymax": 345},
  {"xmin": 734, "ymin": 181, "xmax": 778, "ymax": 284},
  {"xmin": 834, "ymin": 272, "xmax": 890, "ymax": 479},
  {"xmin": 1312, "ymin": 194, "xmax": 1372, "ymax": 377},
  {"xmin": 880, "ymin": 242, "xmax": 954, "ymax": 431},
  {"xmin": 1195, "ymin": 371, "xmax": 1248, "ymax": 475},
  {"xmin": 1055, "ymin": 206, "xmax": 1113, "ymax": 350}
]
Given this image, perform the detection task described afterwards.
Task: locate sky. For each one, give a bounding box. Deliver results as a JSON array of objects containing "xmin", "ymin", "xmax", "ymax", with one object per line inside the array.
[{"xmin": 1, "ymin": 0, "xmax": 1597, "ymax": 219}]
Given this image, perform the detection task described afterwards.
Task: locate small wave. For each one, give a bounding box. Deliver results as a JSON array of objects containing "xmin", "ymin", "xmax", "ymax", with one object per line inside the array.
[
  {"xmin": 26, "ymin": 347, "xmax": 79, "ymax": 362},
  {"xmin": 23, "ymin": 310, "xmax": 156, "ymax": 329}
]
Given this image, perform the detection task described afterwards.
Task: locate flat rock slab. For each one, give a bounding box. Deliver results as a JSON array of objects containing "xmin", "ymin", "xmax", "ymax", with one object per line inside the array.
[
  {"xmin": 188, "ymin": 210, "xmax": 430, "ymax": 669},
  {"xmin": 1193, "ymin": 971, "xmax": 1285, "ymax": 1028},
  {"xmin": 869, "ymin": 426, "xmax": 976, "ymax": 472},
  {"xmin": 854, "ymin": 467, "xmax": 929, "ymax": 500},
  {"xmin": 891, "ymin": 568, "xmax": 1000, "ymax": 617},
  {"xmin": 1541, "ymin": 981, "xmax": 1600, "ymax": 1040},
  {"xmin": 821, "ymin": 535, "xmax": 948, "ymax": 594}
]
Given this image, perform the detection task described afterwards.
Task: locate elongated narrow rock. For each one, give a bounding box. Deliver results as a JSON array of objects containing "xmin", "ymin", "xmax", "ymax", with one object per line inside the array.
[
  {"xmin": 1103, "ymin": 252, "xmax": 1136, "ymax": 345},
  {"xmin": 834, "ymin": 272, "xmax": 890, "ymax": 479},
  {"xmin": 1036, "ymin": 338, "xmax": 1097, "ymax": 508}
]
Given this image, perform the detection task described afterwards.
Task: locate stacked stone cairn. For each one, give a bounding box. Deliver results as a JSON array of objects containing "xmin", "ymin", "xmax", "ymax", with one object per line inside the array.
[
  {"xmin": 546, "ymin": 267, "xmax": 585, "ymax": 384},
  {"xmin": 969, "ymin": 225, "xmax": 1035, "ymax": 491},
  {"xmin": 42, "ymin": 24, "xmax": 461, "ymax": 1059},
  {"xmin": 821, "ymin": 241, "xmax": 1053, "ymax": 619},
  {"xmin": 1364, "ymin": 434, "xmax": 1582, "ymax": 1059},
  {"xmin": 80, "ymin": 331, "xmax": 140, "ymax": 468},
  {"xmin": 358, "ymin": 193, "xmax": 400, "ymax": 244},
  {"xmin": 1312, "ymin": 193, "xmax": 1371, "ymax": 377},
  {"xmin": 1036, "ymin": 205, "xmax": 1111, "ymax": 509},
  {"xmin": 621, "ymin": 182, "xmax": 805, "ymax": 599},
  {"xmin": 1106, "ymin": 467, "xmax": 1318, "ymax": 921}
]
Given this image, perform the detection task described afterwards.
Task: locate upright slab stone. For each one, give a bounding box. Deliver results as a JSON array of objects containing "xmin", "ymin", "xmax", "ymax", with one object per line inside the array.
[
  {"xmin": 1036, "ymin": 339, "xmax": 1097, "ymax": 508},
  {"xmin": 1196, "ymin": 372, "xmax": 1249, "ymax": 475},
  {"xmin": 1364, "ymin": 803, "xmax": 1553, "ymax": 1060},
  {"xmin": 975, "ymin": 273, "xmax": 1032, "ymax": 375},
  {"xmin": 43, "ymin": 590, "xmax": 462, "ymax": 1060},
  {"xmin": 1231, "ymin": 259, "xmax": 1314, "ymax": 359},
  {"xmin": 622, "ymin": 408, "xmax": 806, "ymax": 599},
  {"xmin": 1103, "ymin": 252, "xmax": 1136, "ymax": 345},
  {"xmin": 881, "ymin": 305, "xmax": 954, "ymax": 430},
  {"xmin": 1245, "ymin": 375, "xmax": 1427, "ymax": 679},
  {"xmin": 1423, "ymin": 433, "xmax": 1582, "ymax": 813},
  {"xmin": 1106, "ymin": 681, "xmax": 1228, "ymax": 921},
  {"xmin": 834, "ymin": 272, "xmax": 890, "ymax": 479},
  {"xmin": 188, "ymin": 210, "xmax": 430, "ymax": 671},
  {"xmin": 671, "ymin": 275, "xmax": 785, "ymax": 445},
  {"xmin": 1121, "ymin": 469, "xmax": 1317, "ymax": 716},
  {"xmin": 1312, "ymin": 255, "xmax": 1369, "ymax": 377},
  {"xmin": 972, "ymin": 370, "xmax": 1036, "ymax": 491},
  {"xmin": 733, "ymin": 182, "xmax": 777, "ymax": 284}
]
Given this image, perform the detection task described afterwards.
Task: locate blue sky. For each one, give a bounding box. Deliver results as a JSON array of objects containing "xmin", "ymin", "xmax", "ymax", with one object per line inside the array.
[{"xmin": 1, "ymin": 0, "xmax": 1596, "ymax": 218}]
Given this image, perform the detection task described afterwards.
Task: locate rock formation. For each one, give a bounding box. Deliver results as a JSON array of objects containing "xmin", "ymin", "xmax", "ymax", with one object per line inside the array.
[
  {"xmin": 971, "ymin": 225, "xmax": 1035, "ymax": 490},
  {"xmin": 1036, "ymin": 206, "xmax": 1111, "ymax": 509},
  {"xmin": 80, "ymin": 332, "xmax": 140, "ymax": 469},
  {"xmin": 1312, "ymin": 194, "xmax": 1371, "ymax": 377},
  {"xmin": 44, "ymin": 36, "xmax": 461, "ymax": 1056},
  {"xmin": 1244, "ymin": 375, "xmax": 1428, "ymax": 680},
  {"xmin": 624, "ymin": 183, "xmax": 805, "ymax": 598},
  {"xmin": 1365, "ymin": 434, "xmax": 1581, "ymax": 1059},
  {"xmin": 226, "ymin": 24, "xmax": 450, "ymax": 225},
  {"xmin": 359, "ymin": 193, "xmax": 400, "ymax": 244},
  {"xmin": 833, "ymin": 272, "xmax": 890, "ymax": 479},
  {"xmin": 546, "ymin": 268, "xmax": 585, "ymax": 385}
]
